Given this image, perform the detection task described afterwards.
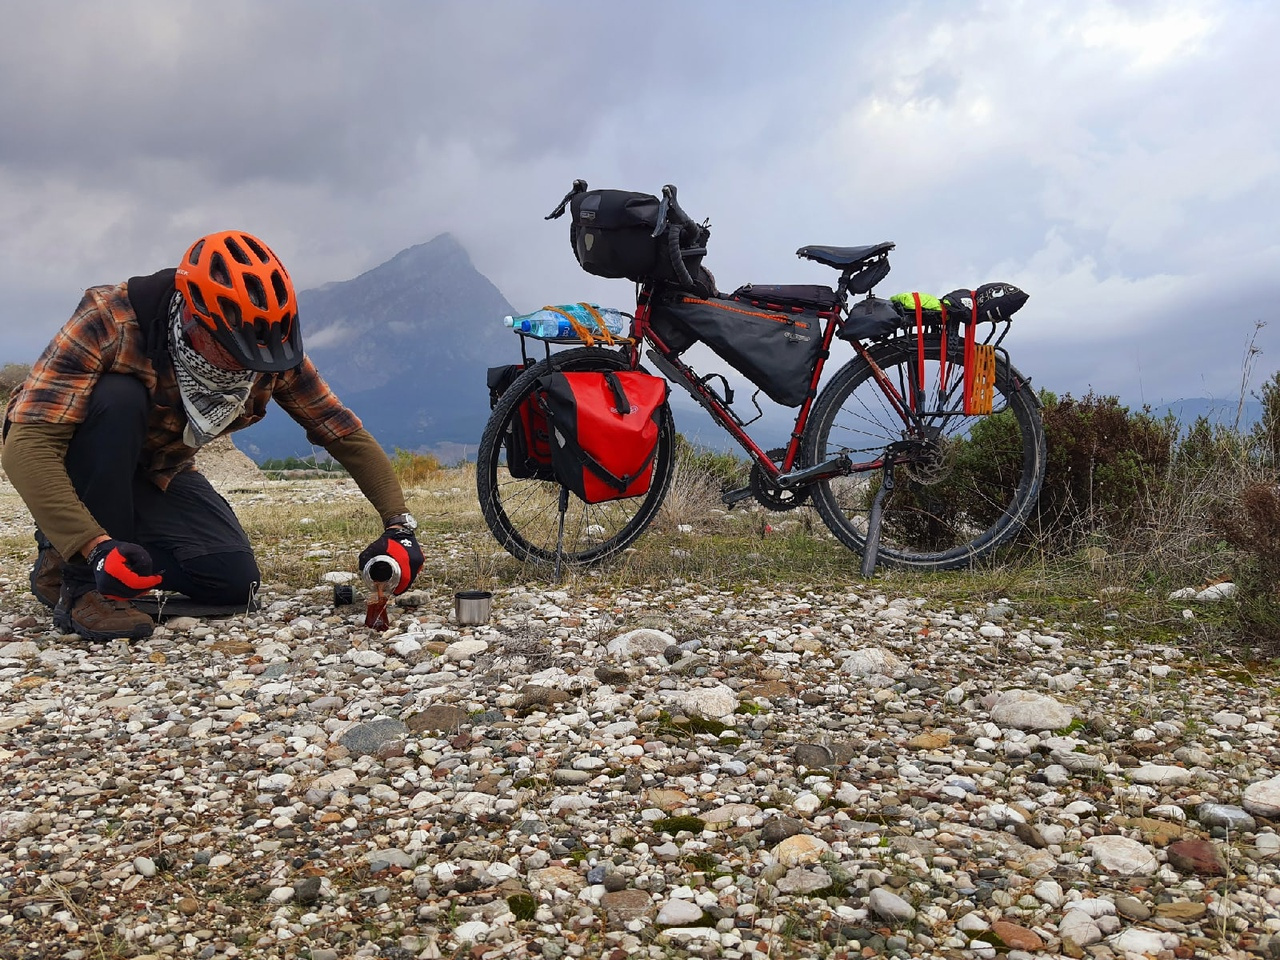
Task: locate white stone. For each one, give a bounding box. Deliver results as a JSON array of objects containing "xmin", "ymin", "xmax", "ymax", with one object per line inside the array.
[
  {"xmin": 956, "ymin": 912, "xmax": 989, "ymax": 933},
  {"xmin": 773, "ymin": 834, "xmax": 829, "ymax": 866},
  {"xmin": 841, "ymin": 647, "xmax": 906, "ymax": 678},
  {"xmin": 1034, "ymin": 880, "xmax": 1065, "ymax": 907},
  {"xmin": 1195, "ymin": 582, "xmax": 1236, "ymax": 602},
  {"xmin": 1057, "ymin": 909, "xmax": 1102, "ymax": 946},
  {"xmin": 989, "ymin": 689, "xmax": 1074, "ymax": 731},
  {"xmin": 1256, "ymin": 834, "xmax": 1280, "ymax": 857},
  {"xmin": 444, "ymin": 639, "xmax": 488, "ymax": 662},
  {"xmin": 1130, "ymin": 764, "xmax": 1193, "ymax": 786},
  {"xmin": 1084, "ymin": 836, "xmax": 1158, "ymax": 875},
  {"xmin": 322, "ymin": 571, "xmax": 356, "ymax": 584},
  {"xmin": 1111, "ymin": 928, "xmax": 1179, "ymax": 954},
  {"xmin": 349, "ymin": 649, "xmax": 385, "ymax": 668},
  {"xmin": 1244, "ymin": 775, "xmax": 1280, "ymax": 817},
  {"xmin": 452, "ymin": 920, "xmax": 490, "ymax": 943},
  {"xmin": 671, "ymin": 684, "xmax": 738, "ymax": 720},
  {"xmin": 607, "ymin": 629, "xmax": 675, "ymax": 659},
  {"xmin": 657, "ymin": 898, "xmax": 704, "ymax": 926},
  {"xmin": 1063, "ymin": 898, "xmax": 1116, "ymax": 918},
  {"xmin": 1167, "ymin": 587, "xmax": 1198, "ymax": 600},
  {"xmin": 868, "ymin": 888, "xmax": 916, "ymax": 922},
  {"xmin": 392, "ymin": 637, "xmax": 422, "ymax": 656}
]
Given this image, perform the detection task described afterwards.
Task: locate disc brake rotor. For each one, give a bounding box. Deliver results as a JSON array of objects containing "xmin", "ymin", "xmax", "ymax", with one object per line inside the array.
[
  {"xmin": 903, "ymin": 436, "xmax": 956, "ymax": 485},
  {"xmin": 751, "ymin": 448, "xmax": 811, "ymax": 512}
]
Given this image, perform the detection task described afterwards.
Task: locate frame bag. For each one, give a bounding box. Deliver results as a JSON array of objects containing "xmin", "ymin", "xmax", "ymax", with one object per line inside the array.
[
  {"xmin": 647, "ymin": 294, "xmax": 824, "ymax": 407},
  {"xmin": 539, "ymin": 370, "xmax": 669, "ymax": 503},
  {"xmin": 486, "ymin": 364, "xmax": 555, "ymax": 481}
]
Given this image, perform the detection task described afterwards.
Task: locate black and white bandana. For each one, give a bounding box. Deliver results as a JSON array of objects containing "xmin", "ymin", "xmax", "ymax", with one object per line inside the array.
[{"xmin": 167, "ymin": 292, "xmax": 257, "ymax": 448}]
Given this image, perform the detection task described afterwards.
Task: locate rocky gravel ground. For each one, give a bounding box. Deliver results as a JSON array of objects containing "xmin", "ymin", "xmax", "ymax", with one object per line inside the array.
[{"xmin": 1, "ymin": 476, "xmax": 1279, "ymax": 960}]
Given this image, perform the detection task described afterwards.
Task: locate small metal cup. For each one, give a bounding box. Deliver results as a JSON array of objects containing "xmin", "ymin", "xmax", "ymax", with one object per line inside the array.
[{"xmin": 454, "ymin": 590, "xmax": 493, "ymax": 626}]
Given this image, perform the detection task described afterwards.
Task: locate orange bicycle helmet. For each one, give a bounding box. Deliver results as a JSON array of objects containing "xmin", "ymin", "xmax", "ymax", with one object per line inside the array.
[{"xmin": 175, "ymin": 231, "xmax": 303, "ymax": 372}]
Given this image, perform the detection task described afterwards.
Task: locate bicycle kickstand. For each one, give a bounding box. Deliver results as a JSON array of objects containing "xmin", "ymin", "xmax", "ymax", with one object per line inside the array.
[
  {"xmin": 860, "ymin": 457, "xmax": 896, "ymax": 578},
  {"xmin": 554, "ymin": 485, "xmax": 570, "ymax": 583}
]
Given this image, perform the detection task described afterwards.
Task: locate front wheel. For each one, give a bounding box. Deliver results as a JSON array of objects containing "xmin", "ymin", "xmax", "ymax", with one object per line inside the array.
[
  {"xmin": 477, "ymin": 347, "xmax": 677, "ymax": 568},
  {"xmin": 805, "ymin": 336, "xmax": 1045, "ymax": 570}
]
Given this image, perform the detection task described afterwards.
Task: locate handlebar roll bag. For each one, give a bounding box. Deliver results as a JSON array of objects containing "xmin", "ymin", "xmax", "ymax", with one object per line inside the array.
[{"xmin": 569, "ymin": 189, "xmax": 706, "ymax": 285}]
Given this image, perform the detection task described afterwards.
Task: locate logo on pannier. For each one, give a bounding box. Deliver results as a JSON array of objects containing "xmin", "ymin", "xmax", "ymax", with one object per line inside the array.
[
  {"xmin": 584, "ymin": 233, "xmax": 595, "ymax": 250},
  {"xmin": 580, "ymin": 210, "xmax": 596, "ymax": 221},
  {"xmin": 784, "ymin": 331, "xmax": 811, "ymax": 343}
]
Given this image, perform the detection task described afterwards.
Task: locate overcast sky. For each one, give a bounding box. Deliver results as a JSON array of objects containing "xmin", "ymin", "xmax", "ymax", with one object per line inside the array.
[{"xmin": 1, "ymin": 0, "xmax": 1276, "ymax": 410}]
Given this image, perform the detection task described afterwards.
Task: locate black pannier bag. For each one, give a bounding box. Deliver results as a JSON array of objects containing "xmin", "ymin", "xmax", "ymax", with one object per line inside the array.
[
  {"xmin": 570, "ymin": 189, "xmax": 706, "ymax": 284},
  {"xmin": 486, "ymin": 364, "xmax": 555, "ymax": 481},
  {"xmin": 838, "ymin": 296, "xmax": 903, "ymax": 342},
  {"xmin": 538, "ymin": 370, "xmax": 670, "ymax": 504},
  {"xmin": 648, "ymin": 294, "xmax": 824, "ymax": 407}
]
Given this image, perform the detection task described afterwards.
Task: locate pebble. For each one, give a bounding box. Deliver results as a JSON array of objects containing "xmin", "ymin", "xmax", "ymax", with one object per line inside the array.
[{"xmin": 0, "ymin": 474, "xmax": 1275, "ymax": 958}]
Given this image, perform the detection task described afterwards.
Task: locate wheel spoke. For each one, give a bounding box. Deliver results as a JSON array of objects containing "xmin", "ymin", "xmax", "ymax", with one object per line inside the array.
[{"xmin": 807, "ymin": 337, "xmax": 1045, "ymax": 569}]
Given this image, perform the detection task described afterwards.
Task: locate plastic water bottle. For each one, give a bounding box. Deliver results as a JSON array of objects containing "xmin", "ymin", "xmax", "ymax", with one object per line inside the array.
[{"xmin": 502, "ymin": 303, "xmax": 629, "ymax": 339}]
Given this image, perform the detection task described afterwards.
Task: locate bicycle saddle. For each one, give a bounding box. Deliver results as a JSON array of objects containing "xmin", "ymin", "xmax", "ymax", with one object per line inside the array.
[{"xmin": 796, "ymin": 241, "xmax": 895, "ymax": 269}]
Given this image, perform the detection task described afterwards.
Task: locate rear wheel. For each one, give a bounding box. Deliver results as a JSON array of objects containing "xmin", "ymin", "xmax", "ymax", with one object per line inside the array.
[
  {"xmin": 477, "ymin": 347, "xmax": 676, "ymax": 567},
  {"xmin": 806, "ymin": 336, "xmax": 1045, "ymax": 570}
]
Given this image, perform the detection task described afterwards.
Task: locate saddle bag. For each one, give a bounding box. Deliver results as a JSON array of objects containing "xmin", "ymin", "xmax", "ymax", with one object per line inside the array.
[
  {"xmin": 539, "ymin": 370, "xmax": 669, "ymax": 504},
  {"xmin": 486, "ymin": 364, "xmax": 555, "ymax": 481},
  {"xmin": 647, "ymin": 293, "xmax": 824, "ymax": 407},
  {"xmin": 569, "ymin": 189, "xmax": 707, "ymax": 284}
]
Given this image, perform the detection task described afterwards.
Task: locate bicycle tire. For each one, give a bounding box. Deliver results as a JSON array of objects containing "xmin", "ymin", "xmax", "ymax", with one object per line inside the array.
[
  {"xmin": 805, "ymin": 336, "xmax": 1045, "ymax": 570},
  {"xmin": 477, "ymin": 347, "xmax": 677, "ymax": 567}
]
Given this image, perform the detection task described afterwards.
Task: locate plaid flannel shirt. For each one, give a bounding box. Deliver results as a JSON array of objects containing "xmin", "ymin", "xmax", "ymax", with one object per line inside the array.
[{"xmin": 5, "ymin": 280, "xmax": 362, "ymax": 489}]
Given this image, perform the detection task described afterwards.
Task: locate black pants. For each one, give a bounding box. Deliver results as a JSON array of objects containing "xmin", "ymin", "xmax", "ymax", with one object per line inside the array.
[{"xmin": 58, "ymin": 375, "xmax": 260, "ymax": 604}]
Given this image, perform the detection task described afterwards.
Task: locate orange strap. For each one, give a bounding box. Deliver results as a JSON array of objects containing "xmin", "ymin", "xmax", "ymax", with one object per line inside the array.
[{"xmin": 543, "ymin": 303, "xmax": 618, "ymax": 347}]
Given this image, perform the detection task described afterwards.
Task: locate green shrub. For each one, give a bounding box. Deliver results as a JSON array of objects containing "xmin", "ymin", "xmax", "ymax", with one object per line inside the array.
[
  {"xmin": 1033, "ymin": 391, "xmax": 1178, "ymax": 542},
  {"xmin": 673, "ymin": 433, "xmax": 748, "ymax": 489},
  {"xmin": 392, "ymin": 448, "xmax": 442, "ymax": 484}
]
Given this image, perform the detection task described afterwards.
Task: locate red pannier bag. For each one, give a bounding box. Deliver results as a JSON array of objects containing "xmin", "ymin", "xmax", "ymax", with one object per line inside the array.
[
  {"xmin": 487, "ymin": 363, "xmax": 555, "ymax": 481},
  {"xmin": 538, "ymin": 370, "xmax": 669, "ymax": 503}
]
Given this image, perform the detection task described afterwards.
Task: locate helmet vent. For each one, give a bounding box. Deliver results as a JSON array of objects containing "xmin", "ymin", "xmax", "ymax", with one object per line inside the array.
[
  {"xmin": 270, "ymin": 270, "xmax": 290, "ymax": 308},
  {"xmin": 242, "ymin": 235, "xmax": 270, "ymax": 263},
  {"xmin": 224, "ymin": 236, "xmax": 253, "ymax": 266},
  {"xmin": 187, "ymin": 240, "xmax": 205, "ymax": 265},
  {"xmin": 216, "ymin": 296, "xmax": 242, "ymax": 327},
  {"xmin": 244, "ymin": 275, "xmax": 268, "ymax": 310},
  {"xmin": 187, "ymin": 285, "xmax": 210, "ymax": 317},
  {"xmin": 209, "ymin": 252, "xmax": 232, "ymax": 288},
  {"xmin": 254, "ymin": 318, "xmax": 271, "ymax": 347}
]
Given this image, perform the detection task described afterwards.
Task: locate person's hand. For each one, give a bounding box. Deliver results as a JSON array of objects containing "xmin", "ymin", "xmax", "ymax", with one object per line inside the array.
[
  {"xmin": 358, "ymin": 526, "xmax": 423, "ymax": 595},
  {"xmin": 88, "ymin": 539, "xmax": 164, "ymax": 600}
]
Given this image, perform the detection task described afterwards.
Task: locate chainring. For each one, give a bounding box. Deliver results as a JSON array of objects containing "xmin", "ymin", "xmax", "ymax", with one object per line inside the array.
[{"xmin": 751, "ymin": 448, "xmax": 811, "ymax": 512}]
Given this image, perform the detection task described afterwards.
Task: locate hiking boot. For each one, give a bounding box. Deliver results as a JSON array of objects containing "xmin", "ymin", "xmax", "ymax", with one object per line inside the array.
[
  {"xmin": 29, "ymin": 531, "xmax": 64, "ymax": 609},
  {"xmin": 52, "ymin": 583, "xmax": 154, "ymax": 642}
]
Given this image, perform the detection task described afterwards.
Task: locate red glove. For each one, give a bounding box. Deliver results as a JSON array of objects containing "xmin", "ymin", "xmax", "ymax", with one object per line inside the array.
[
  {"xmin": 358, "ymin": 527, "xmax": 423, "ymax": 596},
  {"xmin": 88, "ymin": 539, "xmax": 164, "ymax": 600}
]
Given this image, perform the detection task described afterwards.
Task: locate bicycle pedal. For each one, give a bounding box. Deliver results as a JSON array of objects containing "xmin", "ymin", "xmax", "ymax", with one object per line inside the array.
[{"xmin": 721, "ymin": 486, "xmax": 754, "ymax": 507}]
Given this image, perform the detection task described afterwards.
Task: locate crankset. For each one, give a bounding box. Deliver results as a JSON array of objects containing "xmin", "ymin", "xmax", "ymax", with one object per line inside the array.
[{"xmin": 750, "ymin": 448, "xmax": 811, "ymax": 512}]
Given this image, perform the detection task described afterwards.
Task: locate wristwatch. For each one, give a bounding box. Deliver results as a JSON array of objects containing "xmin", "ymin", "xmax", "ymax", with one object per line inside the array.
[{"xmin": 385, "ymin": 512, "xmax": 417, "ymax": 532}]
